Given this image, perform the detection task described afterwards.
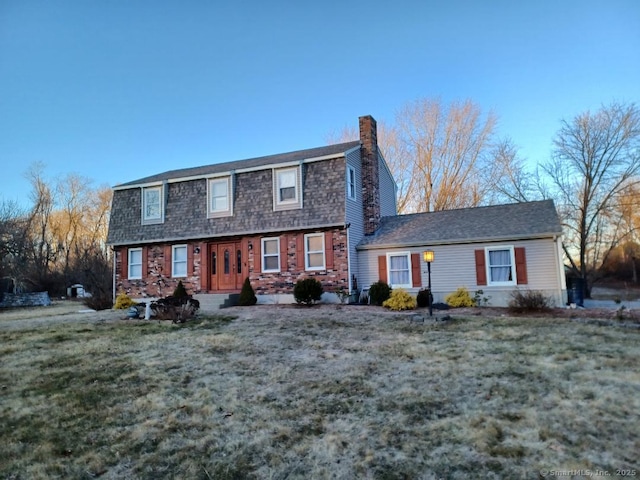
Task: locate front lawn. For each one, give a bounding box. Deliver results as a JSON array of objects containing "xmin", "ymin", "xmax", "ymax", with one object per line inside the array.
[{"xmin": 1, "ymin": 306, "xmax": 638, "ymax": 479}]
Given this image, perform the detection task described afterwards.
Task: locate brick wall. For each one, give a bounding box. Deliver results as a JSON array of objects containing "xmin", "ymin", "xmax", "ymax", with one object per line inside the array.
[
  {"xmin": 115, "ymin": 227, "xmax": 349, "ymax": 298},
  {"xmin": 360, "ymin": 115, "xmax": 381, "ymax": 235}
]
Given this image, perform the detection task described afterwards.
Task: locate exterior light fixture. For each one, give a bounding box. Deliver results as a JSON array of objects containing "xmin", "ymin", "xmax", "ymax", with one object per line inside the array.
[{"xmin": 422, "ymin": 250, "xmax": 435, "ymax": 316}]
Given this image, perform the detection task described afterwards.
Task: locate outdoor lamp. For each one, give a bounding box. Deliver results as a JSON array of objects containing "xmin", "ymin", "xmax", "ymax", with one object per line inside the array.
[
  {"xmin": 423, "ymin": 250, "xmax": 434, "ymax": 316},
  {"xmin": 423, "ymin": 250, "xmax": 434, "ymax": 263}
]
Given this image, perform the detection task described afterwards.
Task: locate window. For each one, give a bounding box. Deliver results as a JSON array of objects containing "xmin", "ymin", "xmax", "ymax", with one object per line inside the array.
[
  {"xmin": 487, "ymin": 247, "xmax": 515, "ymax": 285},
  {"xmin": 262, "ymin": 237, "xmax": 280, "ymax": 272},
  {"xmin": 208, "ymin": 177, "xmax": 232, "ymax": 217},
  {"xmin": 142, "ymin": 186, "xmax": 163, "ymax": 223},
  {"xmin": 274, "ymin": 167, "xmax": 301, "ymax": 209},
  {"xmin": 172, "ymin": 245, "xmax": 187, "ymax": 277},
  {"xmin": 128, "ymin": 248, "xmax": 142, "ymax": 279},
  {"xmin": 387, "ymin": 253, "xmax": 411, "ymax": 288},
  {"xmin": 347, "ymin": 165, "xmax": 356, "ymax": 200},
  {"xmin": 305, "ymin": 233, "xmax": 325, "ymax": 270}
]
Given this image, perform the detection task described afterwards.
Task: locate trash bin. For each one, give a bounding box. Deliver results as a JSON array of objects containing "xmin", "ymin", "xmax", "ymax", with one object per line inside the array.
[{"xmin": 568, "ymin": 278, "xmax": 585, "ymax": 307}]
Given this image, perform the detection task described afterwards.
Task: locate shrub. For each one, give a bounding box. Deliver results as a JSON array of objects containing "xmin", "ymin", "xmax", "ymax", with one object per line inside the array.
[
  {"xmin": 238, "ymin": 277, "xmax": 257, "ymax": 306},
  {"xmin": 444, "ymin": 287, "xmax": 476, "ymax": 308},
  {"xmin": 83, "ymin": 291, "xmax": 113, "ymax": 311},
  {"xmin": 369, "ymin": 281, "xmax": 391, "ymax": 306},
  {"xmin": 173, "ymin": 280, "xmax": 188, "ymax": 299},
  {"xmin": 114, "ymin": 292, "xmax": 136, "ymax": 310},
  {"xmin": 294, "ymin": 278, "xmax": 323, "ymax": 306},
  {"xmin": 416, "ymin": 288, "xmax": 433, "ymax": 308},
  {"xmin": 508, "ymin": 289, "xmax": 551, "ymax": 313},
  {"xmin": 473, "ymin": 289, "xmax": 491, "ymax": 307},
  {"xmin": 151, "ymin": 295, "xmax": 200, "ymax": 323},
  {"xmin": 383, "ymin": 288, "xmax": 417, "ymax": 311}
]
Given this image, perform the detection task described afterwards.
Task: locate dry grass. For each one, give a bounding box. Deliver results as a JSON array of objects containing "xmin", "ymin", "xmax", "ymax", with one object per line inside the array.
[{"xmin": 1, "ymin": 304, "xmax": 639, "ymax": 479}]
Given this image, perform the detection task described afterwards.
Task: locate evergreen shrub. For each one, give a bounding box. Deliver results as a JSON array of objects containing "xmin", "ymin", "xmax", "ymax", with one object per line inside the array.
[
  {"xmin": 293, "ymin": 278, "xmax": 323, "ymax": 306},
  {"xmin": 368, "ymin": 281, "xmax": 391, "ymax": 306},
  {"xmin": 382, "ymin": 288, "xmax": 417, "ymax": 311},
  {"xmin": 239, "ymin": 277, "xmax": 257, "ymax": 306},
  {"xmin": 444, "ymin": 287, "xmax": 476, "ymax": 307}
]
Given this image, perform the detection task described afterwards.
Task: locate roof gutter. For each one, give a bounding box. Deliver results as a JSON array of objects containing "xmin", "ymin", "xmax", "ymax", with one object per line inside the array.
[{"xmin": 355, "ymin": 232, "xmax": 564, "ymax": 250}]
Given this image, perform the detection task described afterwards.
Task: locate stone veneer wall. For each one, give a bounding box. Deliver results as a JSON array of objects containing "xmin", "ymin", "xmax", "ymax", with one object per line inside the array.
[{"xmin": 0, "ymin": 292, "xmax": 52, "ymax": 308}]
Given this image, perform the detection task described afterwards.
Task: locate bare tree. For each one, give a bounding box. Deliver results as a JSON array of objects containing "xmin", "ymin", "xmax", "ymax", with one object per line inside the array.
[
  {"xmin": 328, "ymin": 98, "xmax": 514, "ymax": 213},
  {"xmin": 544, "ymin": 102, "xmax": 640, "ymax": 294}
]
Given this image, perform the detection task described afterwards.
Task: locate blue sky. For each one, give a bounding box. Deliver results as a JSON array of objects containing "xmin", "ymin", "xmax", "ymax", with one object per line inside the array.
[{"xmin": 1, "ymin": 0, "xmax": 638, "ymax": 207}]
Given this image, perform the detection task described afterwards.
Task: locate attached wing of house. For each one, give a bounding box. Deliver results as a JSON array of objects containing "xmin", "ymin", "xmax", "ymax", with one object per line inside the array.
[{"xmin": 356, "ymin": 200, "xmax": 566, "ymax": 307}]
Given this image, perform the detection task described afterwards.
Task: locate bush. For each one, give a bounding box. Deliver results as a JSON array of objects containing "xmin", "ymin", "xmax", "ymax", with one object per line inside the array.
[
  {"xmin": 83, "ymin": 291, "xmax": 113, "ymax": 311},
  {"xmin": 238, "ymin": 277, "xmax": 257, "ymax": 306},
  {"xmin": 114, "ymin": 292, "xmax": 136, "ymax": 310},
  {"xmin": 173, "ymin": 280, "xmax": 188, "ymax": 299},
  {"xmin": 293, "ymin": 278, "xmax": 323, "ymax": 306},
  {"xmin": 151, "ymin": 295, "xmax": 200, "ymax": 323},
  {"xmin": 369, "ymin": 281, "xmax": 391, "ymax": 306},
  {"xmin": 416, "ymin": 288, "xmax": 433, "ymax": 308},
  {"xmin": 383, "ymin": 288, "xmax": 417, "ymax": 311},
  {"xmin": 444, "ymin": 287, "xmax": 476, "ymax": 308},
  {"xmin": 508, "ymin": 289, "xmax": 551, "ymax": 313}
]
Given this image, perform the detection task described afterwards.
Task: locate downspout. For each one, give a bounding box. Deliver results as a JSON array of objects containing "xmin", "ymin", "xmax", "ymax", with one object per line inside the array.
[
  {"xmin": 345, "ymin": 223, "xmax": 352, "ymax": 293},
  {"xmin": 111, "ymin": 246, "xmax": 116, "ymax": 303}
]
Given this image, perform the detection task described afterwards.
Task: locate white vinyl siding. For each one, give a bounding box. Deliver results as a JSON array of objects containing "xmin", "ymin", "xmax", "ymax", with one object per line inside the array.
[
  {"xmin": 172, "ymin": 245, "xmax": 187, "ymax": 278},
  {"xmin": 128, "ymin": 248, "xmax": 143, "ymax": 279},
  {"xmin": 262, "ymin": 237, "xmax": 280, "ymax": 272},
  {"xmin": 378, "ymin": 152, "xmax": 398, "ymax": 216},
  {"xmin": 142, "ymin": 186, "xmax": 163, "ymax": 224},
  {"xmin": 345, "ymin": 149, "xmax": 364, "ymax": 292},
  {"xmin": 357, "ymin": 238, "xmax": 565, "ymax": 307},
  {"xmin": 305, "ymin": 233, "xmax": 325, "ymax": 270},
  {"xmin": 208, "ymin": 177, "xmax": 232, "ymax": 217}
]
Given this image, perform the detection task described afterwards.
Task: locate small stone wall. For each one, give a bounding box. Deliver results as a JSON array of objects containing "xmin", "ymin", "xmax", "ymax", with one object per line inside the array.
[{"xmin": 0, "ymin": 292, "xmax": 52, "ymax": 308}]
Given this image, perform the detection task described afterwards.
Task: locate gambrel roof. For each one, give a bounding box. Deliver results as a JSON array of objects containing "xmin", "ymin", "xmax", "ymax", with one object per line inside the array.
[
  {"xmin": 357, "ymin": 200, "xmax": 562, "ymax": 249},
  {"xmin": 115, "ymin": 141, "xmax": 361, "ymax": 188}
]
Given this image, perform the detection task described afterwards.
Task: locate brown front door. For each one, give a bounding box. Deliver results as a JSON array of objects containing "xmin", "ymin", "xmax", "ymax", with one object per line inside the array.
[{"xmin": 209, "ymin": 242, "xmax": 244, "ymax": 291}]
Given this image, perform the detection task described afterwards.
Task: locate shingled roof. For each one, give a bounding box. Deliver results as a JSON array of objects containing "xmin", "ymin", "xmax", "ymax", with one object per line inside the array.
[
  {"xmin": 357, "ymin": 200, "xmax": 562, "ymax": 249},
  {"xmin": 115, "ymin": 140, "xmax": 361, "ymax": 188}
]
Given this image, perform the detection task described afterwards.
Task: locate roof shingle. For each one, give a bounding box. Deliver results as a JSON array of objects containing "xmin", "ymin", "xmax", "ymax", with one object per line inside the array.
[{"xmin": 357, "ymin": 200, "xmax": 562, "ymax": 249}]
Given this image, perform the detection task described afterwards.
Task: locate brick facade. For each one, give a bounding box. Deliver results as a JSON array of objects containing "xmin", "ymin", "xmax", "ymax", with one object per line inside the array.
[
  {"xmin": 115, "ymin": 227, "xmax": 349, "ymax": 298},
  {"xmin": 359, "ymin": 115, "xmax": 381, "ymax": 235}
]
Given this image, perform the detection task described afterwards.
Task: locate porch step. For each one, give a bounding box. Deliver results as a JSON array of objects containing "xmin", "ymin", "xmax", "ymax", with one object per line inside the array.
[{"xmin": 194, "ymin": 293, "xmax": 240, "ymax": 312}]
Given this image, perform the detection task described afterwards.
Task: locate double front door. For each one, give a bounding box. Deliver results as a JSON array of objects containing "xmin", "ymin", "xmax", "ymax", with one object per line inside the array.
[{"xmin": 209, "ymin": 242, "xmax": 244, "ymax": 291}]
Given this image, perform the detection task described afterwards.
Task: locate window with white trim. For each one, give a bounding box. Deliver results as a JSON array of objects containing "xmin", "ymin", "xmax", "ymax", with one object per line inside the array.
[
  {"xmin": 172, "ymin": 245, "xmax": 187, "ymax": 278},
  {"xmin": 347, "ymin": 165, "xmax": 356, "ymax": 200},
  {"xmin": 208, "ymin": 177, "xmax": 232, "ymax": 217},
  {"xmin": 274, "ymin": 167, "xmax": 301, "ymax": 209},
  {"xmin": 487, "ymin": 246, "xmax": 515, "ymax": 285},
  {"xmin": 262, "ymin": 237, "xmax": 280, "ymax": 272},
  {"xmin": 128, "ymin": 248, "xmax": 142, "ymax": 279},
  {"xmin": 387, "ymin": 252, "xmax": 411, "ymax": 288},
  {"xmin": 142, "ymin": 186, "xmax": 163, "ymax": 223},
  {"xmin": 305, "ymin": 233, "xmax": 325, "ymax": 270}
]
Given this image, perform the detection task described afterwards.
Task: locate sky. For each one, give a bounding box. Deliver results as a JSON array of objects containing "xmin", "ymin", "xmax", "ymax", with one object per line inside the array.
[{"xmin": 1, "ymin": 0, "xmax": 639, "ymax": 208}]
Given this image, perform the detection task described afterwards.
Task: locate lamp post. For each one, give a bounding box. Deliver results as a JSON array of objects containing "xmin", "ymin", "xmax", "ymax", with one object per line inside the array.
[{"xmin": 423, "ymin": 250, "xmax": 434, "ymax": 316}]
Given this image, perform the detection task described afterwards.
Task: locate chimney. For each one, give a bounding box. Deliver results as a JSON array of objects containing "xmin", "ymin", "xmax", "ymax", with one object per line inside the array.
[{"xmin": 359, "ymin": 115, "xmax": 381, "ymax": 235}]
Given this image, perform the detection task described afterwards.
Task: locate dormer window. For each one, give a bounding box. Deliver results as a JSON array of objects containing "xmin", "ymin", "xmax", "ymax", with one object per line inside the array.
[
  {"xmin": 142, "ymin": 185, "xmax": 163, "ymax": 224},
  {"xmin": 273, "ymin": 166, "xmax": 302, "ymax": 210},
  {"xmin": 208, "ymin": 176, "xmax": 232, "ymax": 218}
]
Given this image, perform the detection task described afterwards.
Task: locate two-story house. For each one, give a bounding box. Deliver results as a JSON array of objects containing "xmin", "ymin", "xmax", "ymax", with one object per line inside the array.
[
  {"xmin": 107, "ymin": 115, "xmax": 567, "ymax": 307},
  {"xmin": 106, "ymin": 115, "xmax": 397, "ymax": 303}
]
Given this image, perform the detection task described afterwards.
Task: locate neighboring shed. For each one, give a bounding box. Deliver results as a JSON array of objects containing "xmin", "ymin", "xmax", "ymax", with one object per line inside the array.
[{"xmin": 356, "ymin": 200, "xmax": 566, "ymax": 307}]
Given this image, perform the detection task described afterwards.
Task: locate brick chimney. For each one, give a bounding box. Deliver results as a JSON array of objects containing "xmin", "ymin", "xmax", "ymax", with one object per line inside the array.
[{"xmin": 360, "ymin": 115, "xmax": 381, "ymax": 235}]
